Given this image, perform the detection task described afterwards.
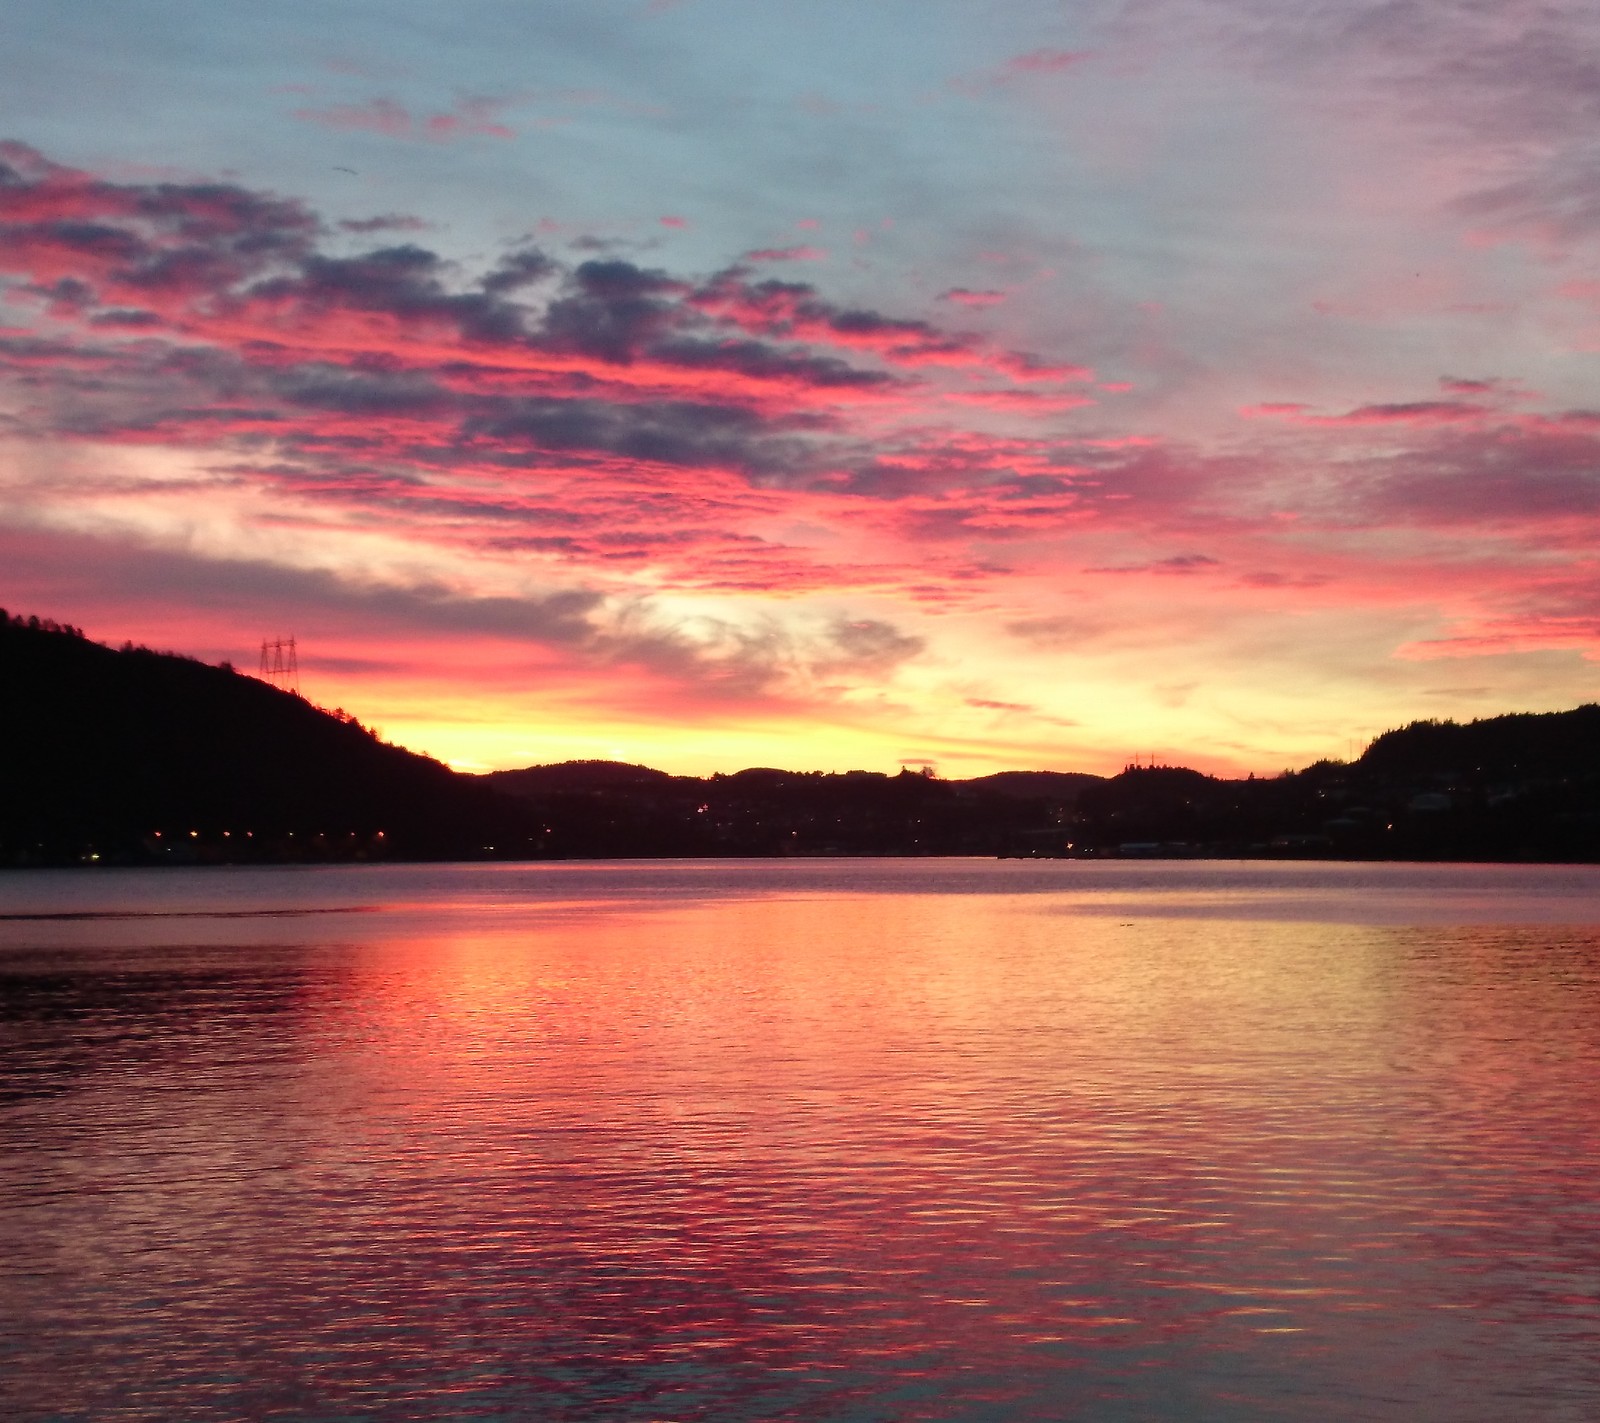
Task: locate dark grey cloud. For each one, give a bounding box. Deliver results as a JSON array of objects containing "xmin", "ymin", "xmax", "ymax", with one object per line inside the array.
[
  {"xmin": 1087, "ymin": 553, "xmax": 1220, "ymax": 574},
  {"xmin": 459, "ymin": 395, "xmax": 816, "ymax": 478},
  {"xmin": 338, "ymin": 214, "xmax": 430, "ymax": 234},
  {"xmin": 1358, "ymin": 420, "xmax": 1600, "ymax": 525},
  {"xmin": 818, "ymin": 617, "xmax": 925, "ymax": 673},
  {"xmin": 690, "ymin": 269, "xmax": 993, "ymax": 365},
  {"xmin": 270, "ymin": 363, "xmax": 452, "ymax": 417},
  {"xmin": 650, "ymin": 336, "xmax": 893, "ymax": 390},
  {"xmin": 480, "ymin": 246, "xmax": 558, "ymax": 294}
]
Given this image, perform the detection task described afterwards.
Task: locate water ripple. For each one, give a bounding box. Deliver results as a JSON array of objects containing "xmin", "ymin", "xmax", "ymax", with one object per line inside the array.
[{"xmin": 2, "ymin": 862, "xmax": 1599, "ymax": 1420}]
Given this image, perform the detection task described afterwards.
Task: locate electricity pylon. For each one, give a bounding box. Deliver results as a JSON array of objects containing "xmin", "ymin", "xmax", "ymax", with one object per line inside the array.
[{"xmin": 258, "ymin": 636, "xmax": 299, "ymax": 695}]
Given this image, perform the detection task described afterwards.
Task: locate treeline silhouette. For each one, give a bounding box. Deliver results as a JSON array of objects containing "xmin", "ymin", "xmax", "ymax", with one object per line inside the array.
[{"xmin": 5, "ymin": 611, "xmax": 1599, "ymax": 864}]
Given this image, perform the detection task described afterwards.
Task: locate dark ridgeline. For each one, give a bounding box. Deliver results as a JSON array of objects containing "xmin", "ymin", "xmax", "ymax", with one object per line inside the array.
[
  {"xmin": 485, "ymin": 763, "xmax": 1101, "ymax": 859},
  {"xmin": 5, "ymin": 611, "xmax": 1600, "ymax": 864},
  {"xmin": 0, "ymin": 612, "xmax": 525, "ymax": 864}
]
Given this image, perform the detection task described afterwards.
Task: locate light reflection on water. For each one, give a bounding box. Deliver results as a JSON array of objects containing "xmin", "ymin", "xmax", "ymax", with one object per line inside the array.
[{"xmin": 2, "ymin": 860, "xmax": 1599, "ymax": 1421}]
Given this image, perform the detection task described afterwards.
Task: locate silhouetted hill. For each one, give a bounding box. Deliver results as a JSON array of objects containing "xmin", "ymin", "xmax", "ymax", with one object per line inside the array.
[
  {"xmin": 1359, "ymin": 707, "xmax": 1600, "ymax": 781},
  {"xmin": 9, "ymin": 610, "xmax": 1600, "ymax": 863},
  {"xmin": 488, "ymin": 760, "xmax": 683, "ymax": 795},
  {"xmin": 484, "ymin": 761, "xmax": 1086, "ymax": 858},
  {"xmin": 1063, "ymin": 710, "xmax": 1600, "ymax": 859},
  {"xmin": 0, "ymin": 612, "xmax": 528, "ymax": 863},
  {"xmin": 958, "ymin": 771, "xmax": 1101, "ymax": 802}
]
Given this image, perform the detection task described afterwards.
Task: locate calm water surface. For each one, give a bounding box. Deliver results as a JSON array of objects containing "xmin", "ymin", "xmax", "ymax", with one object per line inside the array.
[{"xmin": 2, "ymin": 860, "xmax": 1598, "ymax": 1421}]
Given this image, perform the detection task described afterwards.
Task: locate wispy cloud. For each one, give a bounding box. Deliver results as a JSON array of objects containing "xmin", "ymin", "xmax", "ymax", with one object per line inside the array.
[
  {"xmin": 292, "ymin": 96, "xmax": 517, "ymax": 142},
  {"xmin": 950, "ymin": 46, "xmax": 1091, "ymax": 95},
  {"xmin": 939, "ymin": 288, "xmax": 1008, "ymax": 308},
  {"xmin": 743, "ymin": 245, "xmax": 828, "ymax": 263}
]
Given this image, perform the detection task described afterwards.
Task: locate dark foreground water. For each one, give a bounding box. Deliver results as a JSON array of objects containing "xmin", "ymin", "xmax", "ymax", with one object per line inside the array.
[{"xmin": 2, "ymin": 860, "xmax": 1598, "ymax": 1422}]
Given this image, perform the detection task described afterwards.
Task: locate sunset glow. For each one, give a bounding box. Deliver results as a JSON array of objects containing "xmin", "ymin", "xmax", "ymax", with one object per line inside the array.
[{"xmin": 5, "ymin": 1, "xmax": 1600, "ymax": 775}]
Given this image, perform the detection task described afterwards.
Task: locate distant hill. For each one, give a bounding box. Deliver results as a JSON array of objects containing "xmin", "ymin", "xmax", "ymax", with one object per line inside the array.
[
  {"xmin": 958, "ymin": 770, "xmax": 1102, "ymax": 802},
  {"xmin": 488, "ymin": 760, "xmax": 684, "ymax": 796},
  {"xmin": 483, "ymin": 760, "xmax": 1087, "ymax": 858},
  {"xmin": 489, "ymin": 764, "xmax": 1103, "ymax": 803}
]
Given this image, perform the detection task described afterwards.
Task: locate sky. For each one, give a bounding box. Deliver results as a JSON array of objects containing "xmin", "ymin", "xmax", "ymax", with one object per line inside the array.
[{"xmin": 4, "ymin": 0, "xmax": 1600, "ymax": 778}]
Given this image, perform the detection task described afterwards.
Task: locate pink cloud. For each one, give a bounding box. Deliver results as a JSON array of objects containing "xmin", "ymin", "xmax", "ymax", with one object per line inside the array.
[
  {"xmin": 1005, "ymin": 48, "xmax": 1091, "ymax": 76},
  {"xmin": 952, "ymin": 47, "xmax": 1091, "ymax": 95},
  {"xmin": 939, "ymin": 288, "xmax": 1007, "ymax": 308},
  {"xmin": 1316, "ymin": 401, "xmax": 1490, "ymax": 427},
  {"xmin": 294, "ymin": 98, "xmax": 413, "ymax": 138},
  {"xmin": 659, "ymin": 215, "xmax": 689, "ymax": 229},
  {"xmin": 1242, "ymin": 400, "xmax": 1489, "ymax": 427},
  {"xmin": 293, "ymin": 96, "xmax": 516, "ymax": 143},
  {"xmin": 1396, "ymin": 619, "xmax": 1600, "ymax": 661},
  {"xmin": 744, "ymin": 245, "xmax": 828, "ymax": 263},
  {"xmin": 941, "ymin": 389, "xmax": 1096, "ymax": 413}
]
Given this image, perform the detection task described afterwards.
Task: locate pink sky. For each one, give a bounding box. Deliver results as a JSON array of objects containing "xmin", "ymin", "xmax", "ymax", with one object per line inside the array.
[{"xmin": 4, "ymin": 2, "xmax": 1600, "ymax": 775}]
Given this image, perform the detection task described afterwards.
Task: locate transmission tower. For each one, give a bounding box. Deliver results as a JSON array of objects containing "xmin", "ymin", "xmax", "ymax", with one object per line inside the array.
[{"xmin": 259, "ymin": 635, "xmax": 300, "ymax": 694}]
